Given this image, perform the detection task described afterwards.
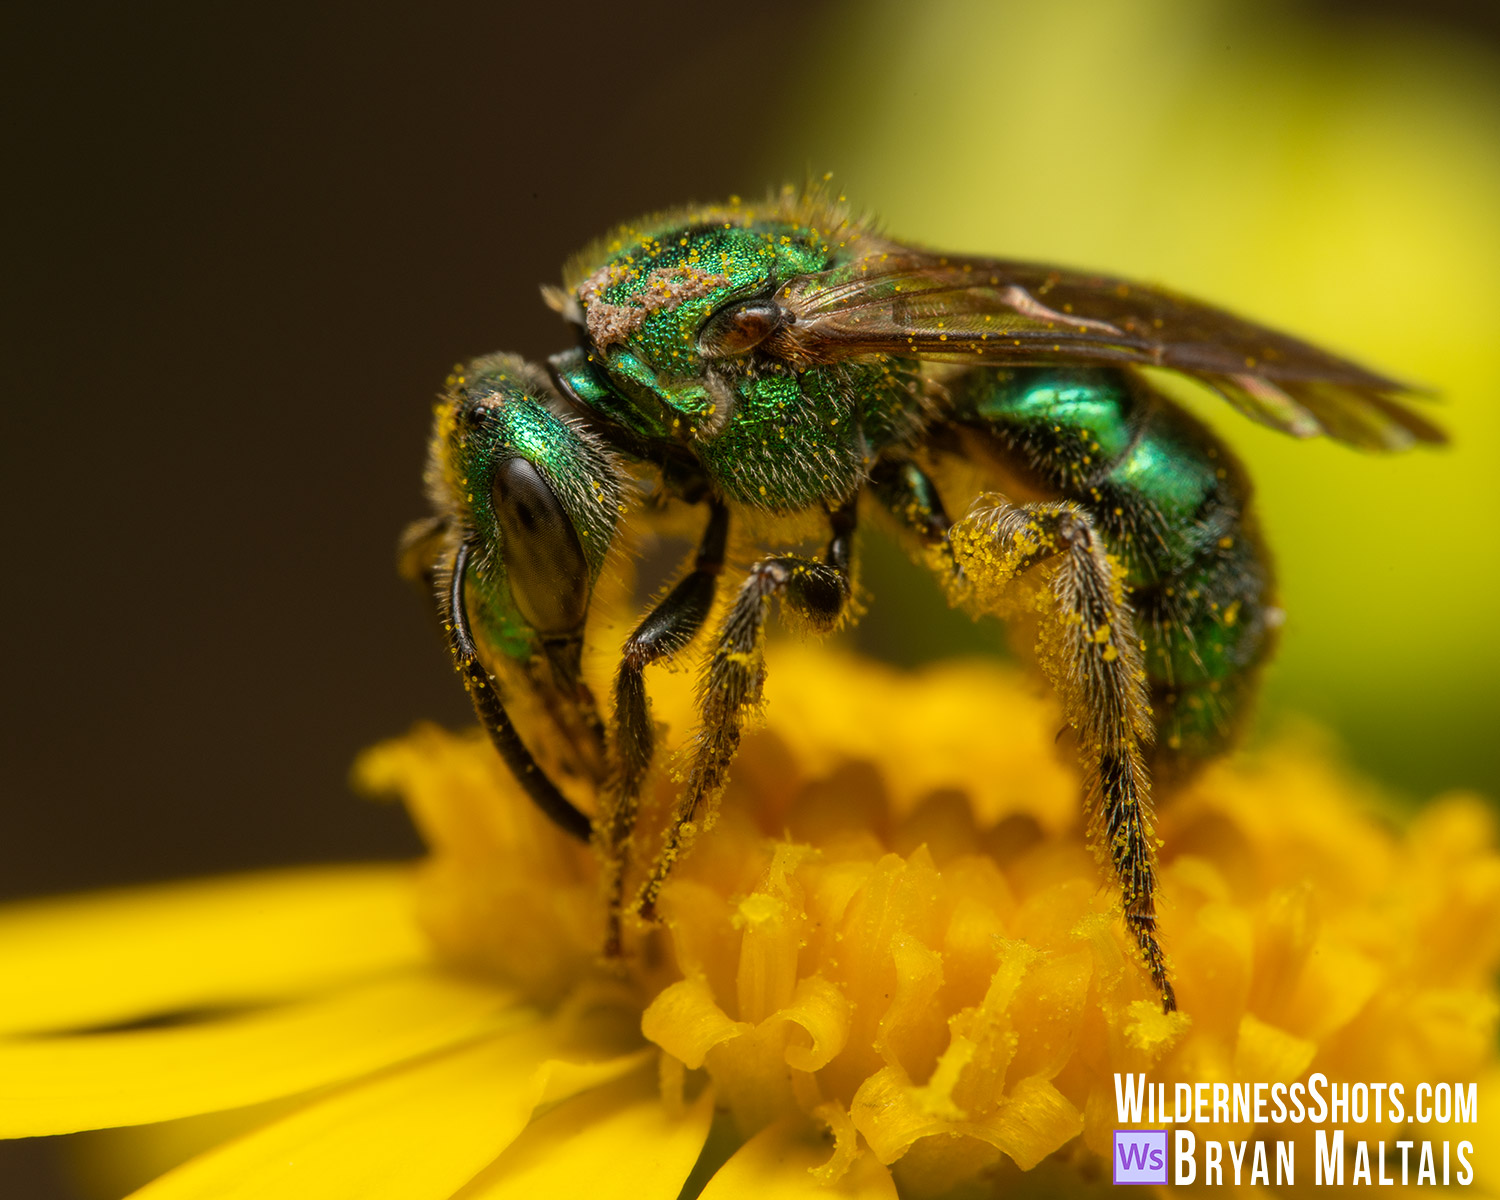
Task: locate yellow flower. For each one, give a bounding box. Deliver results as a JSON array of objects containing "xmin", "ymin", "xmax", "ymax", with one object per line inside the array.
[{"xmin": 2, "ymin": 648, "xmax": 1497, "ymax": 1198}]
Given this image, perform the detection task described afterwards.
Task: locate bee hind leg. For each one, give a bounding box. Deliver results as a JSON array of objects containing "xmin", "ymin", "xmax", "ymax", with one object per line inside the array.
[
  {"xmin": 633, "ymin": 499, "xmax": 856, "ymax": 921},
  {"xmin": 951, "ymin": 497, "xmax": 1176, "ymax": 1013},
  {"xmin": 602, "ymin": 500, "xmax": 729, "ymax": 955}
]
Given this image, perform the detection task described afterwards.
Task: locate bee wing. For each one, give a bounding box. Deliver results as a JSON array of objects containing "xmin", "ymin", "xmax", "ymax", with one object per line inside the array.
[{"xmin": 773, "ymin": 251, "xmax": 1443, "ymax": 450}]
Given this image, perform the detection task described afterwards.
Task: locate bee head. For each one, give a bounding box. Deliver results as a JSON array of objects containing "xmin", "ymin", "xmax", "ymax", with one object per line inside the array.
[
  {"xmin": 427, "ymin": 353, "xmax": 625, "ymax": 664},
  {"xmin": 563, "ymin": 212, "xmax": 834, "ymax": 434}
]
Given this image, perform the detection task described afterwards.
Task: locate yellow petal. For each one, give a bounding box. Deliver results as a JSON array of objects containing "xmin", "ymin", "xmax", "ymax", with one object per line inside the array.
[
  {"xmin": 68, "ymin": 1095, "xmax": 312, "ymax": 1200},
  {"xmin": 850, "ymin": 1066, "xmax": 947, "ymax": 1164},
  {"xmin": 1232, "ymin": 1012, "xmax": 1315, "ymax": 1084},
  {"xmin": 699, "ymin": 1117, "xmax": 898, "ymax": 1199},
  {"xmin": 641, "ymin": 977, "xmax": 748, "ymax": 1069},
  {"xmin": 852, "ymin": 1067, "xmax": 1084, "ymax": 1175},
  {"xmin": 0, "ymin": 971, "xmax": 522, "ymax": 1136},
  {"xmin": 453, "ymin": 1073, "xmax": 713, "ymax": 1200},
  {"xmin": 963, "ymin": 1075, "xmax": 1084, "ymax": 1171},
  {"xmin": 129, "ymin": 1025, "xmax": 650, "ymax": 1200},
  {"xmin": 774, "ymin": 975, "xmax": 851, "ymax": 1073},
  {"xmin": 0, "ymin": 866, "xmax": 424, "ymax": 1034}
]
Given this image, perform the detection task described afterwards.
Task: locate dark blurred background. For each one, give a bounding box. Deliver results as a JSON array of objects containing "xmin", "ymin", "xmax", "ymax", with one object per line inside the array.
[{"xmin": 4, "ymin": 2, "xmax": 1499, "ymax": 1195}]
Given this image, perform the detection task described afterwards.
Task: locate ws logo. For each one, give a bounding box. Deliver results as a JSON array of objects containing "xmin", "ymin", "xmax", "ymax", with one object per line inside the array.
[{"xmin": 1114, "ymin": 1129, "xmax": 1169, "ymax": 1184}]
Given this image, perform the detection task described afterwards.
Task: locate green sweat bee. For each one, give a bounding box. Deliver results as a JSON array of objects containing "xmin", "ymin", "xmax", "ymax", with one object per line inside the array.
[{"xmin": 403, "ymin": 186, "xmax": 1442, "ymax": 1012}]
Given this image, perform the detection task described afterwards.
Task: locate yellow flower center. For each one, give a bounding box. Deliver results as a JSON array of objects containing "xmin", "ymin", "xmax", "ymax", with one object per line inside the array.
[{"xmin": 356, "ymin": 647, "xmax": 1500, "ymax": 1194}]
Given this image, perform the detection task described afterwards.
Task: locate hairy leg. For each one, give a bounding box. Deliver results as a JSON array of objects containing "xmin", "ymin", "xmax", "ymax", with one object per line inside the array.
[
  {"xmin": 952, "ymin": 497, "xmax": 1175, "ymax": 1012},
  {"xmin": 601, "ymin": 500, "xmax": 729, "ymax": 954},
  {"xmin": 634, "ymin": 502, "xmax": 856, "ymax": 920}
]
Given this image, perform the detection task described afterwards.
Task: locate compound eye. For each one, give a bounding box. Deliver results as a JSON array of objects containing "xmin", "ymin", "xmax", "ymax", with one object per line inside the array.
[
  {"xmin": 698, "ymin": 299, "xmax": 785, "ymax": 357},
  {"xmin": 491, "ymin": 458, "xmax": 589, "ymax": 635}
]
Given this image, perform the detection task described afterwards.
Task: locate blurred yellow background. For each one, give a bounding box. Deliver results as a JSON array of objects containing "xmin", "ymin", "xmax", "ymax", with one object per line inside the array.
[{"xmin": 764, "ymin": 0, "xmax": 1500, "ymax": 799}]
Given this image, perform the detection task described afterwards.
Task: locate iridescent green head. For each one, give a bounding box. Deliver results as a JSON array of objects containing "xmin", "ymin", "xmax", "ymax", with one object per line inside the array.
[
  {"xmin": 552, "ymin": 191, "xmax": 905, "ymax": 510},
  {"xmin": 562, "ymin": 197, "xmax": 844, "ymax": 431},
  {"xmin": 427, "ymin": 353, "xmax": 624, "ymax": 664}
]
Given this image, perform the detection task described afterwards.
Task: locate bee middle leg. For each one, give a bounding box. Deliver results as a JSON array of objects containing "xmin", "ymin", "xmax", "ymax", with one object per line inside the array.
[
  {"xmin": 869, "ymin": 456, "xmax": 958, "ymax": 571},
  {"xmin": 601, "ymin": 499, "xmax": 729, "ymax": 955},
  {"xmin": 951, "ymin": 497, "xmax": 1175, "ymax": 1012},
  {"xmin": 634, "ymin": 500, "xmax": 857, "ymax": 921}
]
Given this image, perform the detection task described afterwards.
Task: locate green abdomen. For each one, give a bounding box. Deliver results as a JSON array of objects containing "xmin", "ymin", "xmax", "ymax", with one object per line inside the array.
[{"xmin": 950, "ymin": 367, "xmax": 1277, "ymax": 760}]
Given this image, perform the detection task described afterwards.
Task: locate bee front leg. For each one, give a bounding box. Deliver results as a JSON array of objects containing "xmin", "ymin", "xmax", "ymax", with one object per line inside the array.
[
  {"xmin": 634, "ymin": 500, "xmax": 856, "ymax": 921},
  {"xmin": 441, "ymin": 539, "xmax": 593, "ymax": 841},
  {"xmin": 951, "ymin": 498, "xmax": 1176, "ymax": 1013},
  {"xmin": 602, "ymin": 500, "xmax": 729, "ymax": 956}
]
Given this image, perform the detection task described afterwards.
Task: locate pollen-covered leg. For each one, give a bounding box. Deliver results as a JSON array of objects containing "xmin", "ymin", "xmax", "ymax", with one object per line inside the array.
[
  {"xmin": 951, "ymin": 498, "xmax": 1176, "ymax": 1011},
  {"xmin": 634, "ymin": 503, "xmax": 856, "ymax": 921},
  {"xmin": 600, "ymin": 502, "xmax": 729, "ymax": 955}
]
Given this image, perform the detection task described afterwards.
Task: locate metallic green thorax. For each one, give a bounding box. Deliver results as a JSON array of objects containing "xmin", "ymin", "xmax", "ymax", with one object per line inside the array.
[
  {"xmin": 431, "ymin": 354, "xmax": 624, "ymax": 662},
  {"xmin": 948, "ymin": 367, "xmax": 1276, "ymax": 757},
  {"xmin": 561, "ymin": 202, "xmax": 926, "ymax": 510}
]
